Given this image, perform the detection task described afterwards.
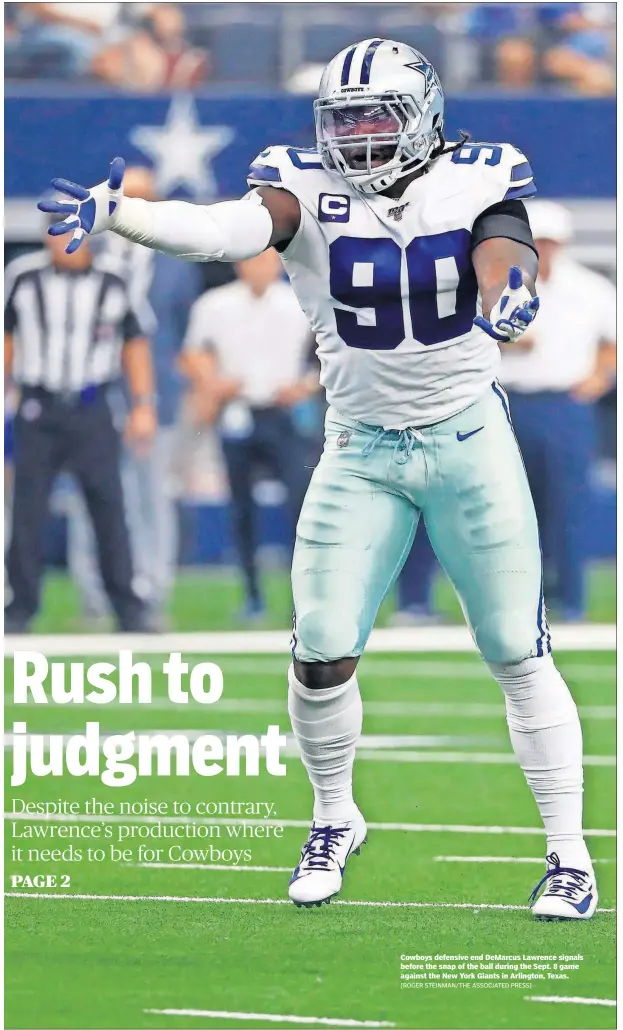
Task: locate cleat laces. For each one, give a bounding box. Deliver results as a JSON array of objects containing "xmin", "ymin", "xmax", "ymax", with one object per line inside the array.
[
  {"xmin": 299, "ymin": 826, "xmax": 349, "ymax": 871},
  {"xmin": 529, "ymin": 852, "xmax": 591, "ymax": 904}
]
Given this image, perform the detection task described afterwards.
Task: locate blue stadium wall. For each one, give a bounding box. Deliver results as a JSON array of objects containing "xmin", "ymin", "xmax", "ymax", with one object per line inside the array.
[{"xmin": 5, "ymin": 92, "xmax": 616, "ymax": 202}]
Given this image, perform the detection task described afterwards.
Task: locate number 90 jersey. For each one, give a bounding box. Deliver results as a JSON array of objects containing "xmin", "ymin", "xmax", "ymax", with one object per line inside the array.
[{"xmin": 247, "ymin": 142, "xmax": 536, "ymax": 429}]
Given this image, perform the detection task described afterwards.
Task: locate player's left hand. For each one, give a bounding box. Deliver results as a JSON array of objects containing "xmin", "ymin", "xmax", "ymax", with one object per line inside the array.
[{"xmin": 474, "ymin": 266, "xmax": 540, "ymax": 343}]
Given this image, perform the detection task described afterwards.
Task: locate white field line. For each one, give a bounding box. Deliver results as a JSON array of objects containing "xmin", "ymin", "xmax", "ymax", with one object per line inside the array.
[
  {"xmin": 355, "ymin": 751, "xmax": 615, "ymax": 766},
  {"xmin": 359, "ymin": 662, "xmax": 615, "ymax": 681},
  {"xmin": 435, "ymin": 856, "xmax": 615, "ymax": 864},
  {"xmin": 6, "ymin": 656, "xmax": 613, "ymax": 680},
  {"xmin": 5, "ymin": 892, "xmax": 616, "ymax": 913},
  {"xmin": 2, "ymin": 730, "xmax": 504, "ymax": 750},
  {"xmin": 2, "ymin": 729, "xmax": 614, "ymax": 766},
  {"xmin": 132, "ymin": 863, "xmax": 291, "ymax": 872},
  {"xmin": 363, "ymin": 703, "xmax": 615, "ymax": 719},
  {"xmin": 4, "ymin": 623, "xmax": 615, "ymax": 656},
  {"xmin": 5, "ymin": 812, "xmax": 616, "ymax": 837},
  {"xmin": 135, "ymin": 858, "xmax": 616, "ymax": 871},
  {"xmin": 526, "ymin": 996, "xmax": 616, "ymax": 1008},
  {"xmin": 145, "ymin": 1009, "xmax": 394, "ymax": 1027},
  {"xmin": 4, "ymin": 697, "xmax": 614, "ymax": 720}
]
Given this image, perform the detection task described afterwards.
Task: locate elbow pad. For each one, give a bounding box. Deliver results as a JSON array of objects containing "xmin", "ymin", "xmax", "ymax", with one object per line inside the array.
[{"xmin": 113, "ymin": 190, "xmax": 274, "ymax": 262}]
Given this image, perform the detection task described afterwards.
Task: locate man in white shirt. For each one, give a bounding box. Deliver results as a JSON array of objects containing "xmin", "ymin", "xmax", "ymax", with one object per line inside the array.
[
  {"xmin": 180, "ymin": 248, "xmax": 318, "ymax": 618},
  {"xmin": 500, "ymin": 200, "xmax": 616, "ymax": 620}
]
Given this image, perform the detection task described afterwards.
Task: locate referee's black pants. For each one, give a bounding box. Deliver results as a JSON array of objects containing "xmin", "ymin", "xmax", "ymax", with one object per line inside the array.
[
  {"xmin": 220, "ymin": 406, "xmax": 311, "ymax": 605},
  {"xmin": 6, "ymin": 386, "xmax": 146, "ymax": 631}
]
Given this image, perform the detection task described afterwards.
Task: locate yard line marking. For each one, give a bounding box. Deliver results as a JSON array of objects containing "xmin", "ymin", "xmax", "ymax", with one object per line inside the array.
[
  {"xmin": 2, "ymin": 729, "xmax": 510, "ymax": 753},
  {"xmin": 88, "ymin": 656, "xmax": 615, "ymax": 680},
  {"xmin": 526, "ymin": 996, "xmax": 616, "ymax": 1008},
  {"xmin": 4, "ymin": 696, "xmax": 614, "ymax": 719},
  {"xmin": 3, "ymin": 731, "xmax": 613, "ymax": 767},
  {"xmin": 5, "ymin": 812, "xmax": 616, "ymax": 837},
  {"xmin": 362, "ymin": 702, "xmax": 614, "ymax": 720},
  {"xmin": 359, "ymin": 661, "xmax": 614, "ymax": 682},
  {"xmin": 4, "ymin": 654, "xmax": 614, "ymax": 679},
  {"xmin": 132, "ymin": 863, "xmax": 291, "ymax": 872},
  {"xmin": 144, "ymin": 1009, "xmax": 393, "ymax": 1025},
  {"xmin": 2, "ymin": 731, "xmax": 502, "ymax": 750},
  {"xmin": 5, "ymin": 892, "xmax": 616, "ymax": 913},
  {"xmin": 4, "ymin": 622, "xmax": 615, "ymax": 655},
  {"xmin": 356, "ymin": 751, "xmax": 615, "ymax": 767},
  {"xmin": 435, "ymin": 856, "xmax": 615, "ymax": 864}
]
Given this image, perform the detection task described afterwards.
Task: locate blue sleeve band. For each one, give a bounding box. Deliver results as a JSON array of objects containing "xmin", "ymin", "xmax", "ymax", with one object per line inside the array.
[
  {"xmin": 504, "ymin": 182, "xmax": 537, "ymax": 201},
  {"xmin": 247, "ymin": 163, "xmax": 282, "ymax": 183},
  {"xmin": 510, "ymin": 160, "xmax": 533, "ymax": 182}
]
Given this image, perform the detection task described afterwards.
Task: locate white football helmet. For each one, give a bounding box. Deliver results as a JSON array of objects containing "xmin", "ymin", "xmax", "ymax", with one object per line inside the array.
[{"xmin": 314, "ymin": 38, "xmax": 445, "ymax": 194}]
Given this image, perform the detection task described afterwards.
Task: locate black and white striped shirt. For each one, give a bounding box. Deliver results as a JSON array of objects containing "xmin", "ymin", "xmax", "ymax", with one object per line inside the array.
[{"xmin": 4, "ymin": 249, "xmax": 144, "ymax": 392}]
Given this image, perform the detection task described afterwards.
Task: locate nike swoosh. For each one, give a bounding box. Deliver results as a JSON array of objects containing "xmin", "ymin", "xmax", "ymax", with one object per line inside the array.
[
  {"xmin": 457, "ymin": 426, "xmax": 484, "ymax": 442},
  {"xmin": 566, "ymin": 892, "xmax": 593, "ymax": 914}
]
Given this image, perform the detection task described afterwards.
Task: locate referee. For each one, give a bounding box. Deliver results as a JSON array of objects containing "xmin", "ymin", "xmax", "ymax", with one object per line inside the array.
[
  {"xmin": 4, "ymin": 223, "xmax": 156, "ymax": 633},
  {"xmin": 180, "ymin": 248, "xmax": 317, "ymax": 620}
]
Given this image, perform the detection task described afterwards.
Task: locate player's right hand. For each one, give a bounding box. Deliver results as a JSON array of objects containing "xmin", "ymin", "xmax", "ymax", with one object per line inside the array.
[{"xmin": 37, "ymin": 157, "xmax": 126, "ymax": 254}]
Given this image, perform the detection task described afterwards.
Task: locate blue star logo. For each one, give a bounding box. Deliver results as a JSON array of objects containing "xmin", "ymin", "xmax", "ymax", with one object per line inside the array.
[{"xmin": 404, "ymin": 52, "xmax": 440, "ymax": 94}]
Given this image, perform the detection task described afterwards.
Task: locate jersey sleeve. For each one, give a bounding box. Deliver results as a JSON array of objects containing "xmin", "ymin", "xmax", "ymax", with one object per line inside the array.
[
  {"xmin": 596, "ymin": 274, "xmax": 616, "ymax": 343},
  {"xmin": 449, "ymin": 141, "xmax": 537, "ymax": 223},
  {"xmin": 498, "ymin": 145, "xmax": 537, "ymax": 203},
  {"xmin": 247, "ymin": 145, "xmax": 324, "ymax": 190},
  {"xmin": 246, "ymin": 144, "xmax": 333, "ymax": 227},
  {"xmin": 183, "ymin": 294, "xmax": 215, "ymax": 353}
]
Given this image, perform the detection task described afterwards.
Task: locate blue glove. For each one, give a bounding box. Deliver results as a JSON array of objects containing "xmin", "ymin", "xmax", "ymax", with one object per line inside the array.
[
  {"xmin": 474, "ymin": 266, "xmax": 540, "ymax": 343},
  {"xmin": 37, "ymin": 157, "xmax": 126, "ymax": 254}
]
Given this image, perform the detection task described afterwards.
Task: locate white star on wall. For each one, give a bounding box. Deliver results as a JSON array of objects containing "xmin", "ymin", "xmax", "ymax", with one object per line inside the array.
[{"xmin": 130, "ymin": 94, "xmax": 235, "ymax": 198}]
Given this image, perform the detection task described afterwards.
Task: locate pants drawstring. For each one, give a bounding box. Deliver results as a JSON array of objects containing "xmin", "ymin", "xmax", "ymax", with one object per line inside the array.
[{"xmin": 362, "ymin": 427, "xmax": 424, "ymax": 465}]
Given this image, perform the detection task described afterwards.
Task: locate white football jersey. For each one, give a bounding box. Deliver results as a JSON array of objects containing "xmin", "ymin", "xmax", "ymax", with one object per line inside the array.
[{"xmin": 248, "ymin": 141, "xmax": 535, "ymax": 429}]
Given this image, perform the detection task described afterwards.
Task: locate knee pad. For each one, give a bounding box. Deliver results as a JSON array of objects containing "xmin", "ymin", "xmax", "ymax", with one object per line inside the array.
[
  {"xmin": 293, "ymin": 607, "xmax": 360, "ymax": 663},
  {"xmin": 475, "ymin": 617, "xmax": 539, "ymax": 666}
]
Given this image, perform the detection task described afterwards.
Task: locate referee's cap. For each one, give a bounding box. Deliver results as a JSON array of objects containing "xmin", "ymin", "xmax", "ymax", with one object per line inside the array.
[{"xmin": 526, "ymin": 200, "xmax": 573, "ymax": 243}]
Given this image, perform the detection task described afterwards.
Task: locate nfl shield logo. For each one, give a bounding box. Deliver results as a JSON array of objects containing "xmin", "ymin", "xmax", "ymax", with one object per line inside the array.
[
  {"xmin": 388, "ymin": 203, "xmax": 409, "ymax": 221},
  {"xmin": 337, "ymin": 431, "xmax": 351, "ymax": 448}
]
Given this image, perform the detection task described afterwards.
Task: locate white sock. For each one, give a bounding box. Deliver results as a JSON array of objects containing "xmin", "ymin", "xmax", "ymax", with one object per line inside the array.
[
  {"xmin": 287, "ymin": 663, "xmax": 363, "ymax": 824},
  {"xmin": 488, "ymin": 655, "xmax": 592, "ymax": 870}
]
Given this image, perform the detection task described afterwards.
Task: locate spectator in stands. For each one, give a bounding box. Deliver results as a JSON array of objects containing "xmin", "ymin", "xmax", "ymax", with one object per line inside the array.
[
  {"xmin": 500, "ymin": 200, "xmax": 616, "ymax": 621},
  {"xmin": 4, "ymin": 223, "xmax": 155, "ymax": 633},
  {"xmin": 495, "ymin": 36, "xmax": 537, "ymax": 90},
  {"xmin": 540, "ymin": 3, "xmax": 615, "ymax": 95},
  {"xmin": 66, "ymin": 166, "xmax": 204, "ymax": 630},
  {"xmin": 180, "ymin": 250, "xmax": 317, "ymax": 621},
  {"xmin": 467, "ymin": 2, "xmax": 615, "ymax": 95},
  {"xmin": 95, "ymin": 3, "xmax": 208, "ymax": 91},
  {"xmin": 6, "ymin": 2, "xmax": 122, "ymax": 79}
]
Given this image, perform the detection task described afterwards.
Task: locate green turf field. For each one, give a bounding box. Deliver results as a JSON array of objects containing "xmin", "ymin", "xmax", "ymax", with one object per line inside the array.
[
  {"xmin": 4, "ymin": 649, "xmax": 615, "ymax": 1030},
  {"xmin": 27, "ymin": 559, "xmax": 616, "ymax": 633}
]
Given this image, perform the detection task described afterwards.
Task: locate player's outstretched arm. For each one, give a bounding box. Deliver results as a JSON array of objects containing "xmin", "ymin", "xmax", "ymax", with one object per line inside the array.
[
  {"xmin": 37, "ymin": 157, "xmax": 300, "ymax": 261},
  {"xmin": 472, "ymin": 238, "xmax": 539, "ymax": 343}
]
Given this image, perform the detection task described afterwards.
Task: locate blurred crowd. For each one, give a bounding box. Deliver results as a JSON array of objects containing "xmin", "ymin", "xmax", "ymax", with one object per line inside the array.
[{"xmin": 5, "ymin": 2, "xmax": 616, "ymax": 95}]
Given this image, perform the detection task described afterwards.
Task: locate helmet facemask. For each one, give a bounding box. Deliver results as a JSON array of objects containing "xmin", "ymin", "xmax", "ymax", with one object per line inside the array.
[{"xmin": 314, "ymin": 91, "xmax": 441, "ymax": 194}]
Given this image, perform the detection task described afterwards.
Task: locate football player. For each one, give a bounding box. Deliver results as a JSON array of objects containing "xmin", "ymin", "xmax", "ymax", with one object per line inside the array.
[{"xmin": 39, "ymin": 39, "xmax": 596, "ymax": 920}]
